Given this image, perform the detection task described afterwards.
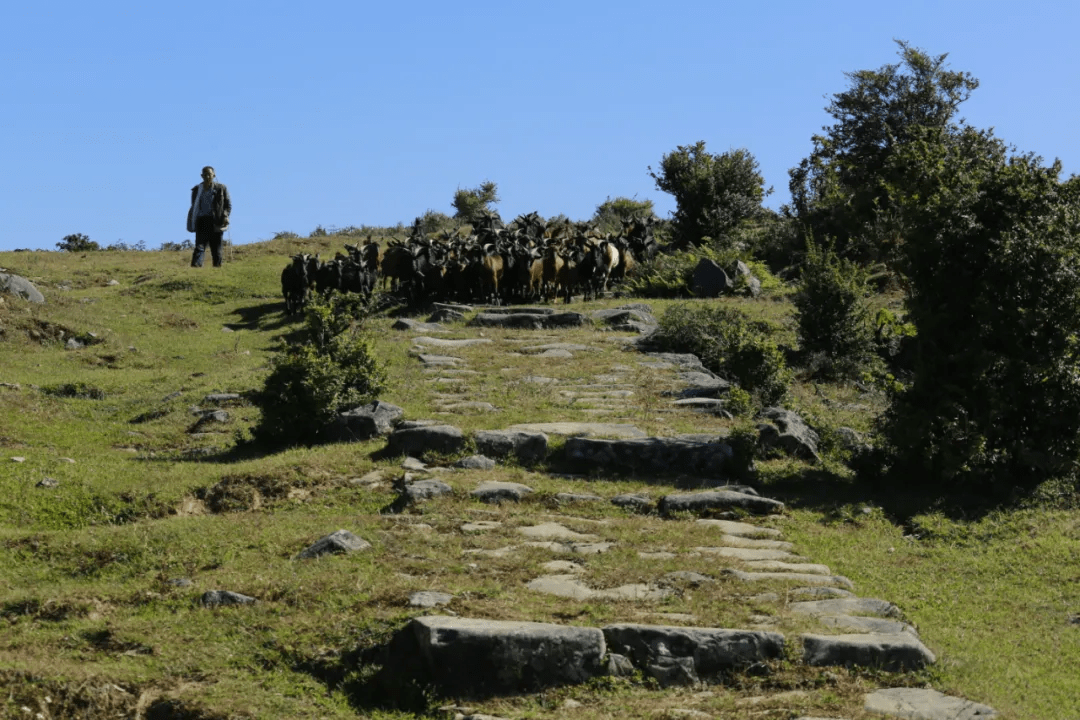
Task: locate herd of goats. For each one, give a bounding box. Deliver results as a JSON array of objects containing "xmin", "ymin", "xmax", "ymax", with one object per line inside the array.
[{"xmin": 279, "ymin": 212, "xmax": 660, "ymax": 312}]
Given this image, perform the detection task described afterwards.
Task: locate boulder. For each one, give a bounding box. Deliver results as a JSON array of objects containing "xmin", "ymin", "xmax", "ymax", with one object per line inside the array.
[
  {"xmin": 334, "ymin": 401, "xmax": 404, "ymax": 441},
  {"xmin": 801, "ymin": 632, "xmax": 936, "ymax": 671},
  {"xmin": 400, "ymin": 479, "xmax": 453, "ymax": 504},
  {"xmin": 392, "ymin": 318, "xmax": 447, "ymax": 332},
  {"xmin": 387, "ymin": 424, "xmax": 465, "ymax": 456},
  {"xmin": 602, "ymin": 624, "xmax": 785, "ymax": 686},
  {"xmin": 200, "ymin": 590, "xmax": 256, "ymax": 607},
  {"xmin": 691, "ymin": 259, "xmax": 731, "ymax": 297},
  {"xmin": 563, "ymin": 436, "xmax": 735, "ymax": 476},
  {"xmin": 469, "ymin": 313, "xmax": 546, "ymax": 330},
  {"xmin": 758, "ymin": 407, "xmax": 820, "ymax": 461},
  {"xmin": 473, "ymin": 430, "xmax": 548, "ymax": 464},
  {"xmin": 0, "ymin": 273, "xmax": 45, "ymax": 304},
  {"xmin": 456, "ymin": 455, "xmax": 496, "ymax": 470},
  {"xmin": 471, "ymin": 481, "xmax": 533, "ymax": 503},
  {"xmin": 611, "ymin": 494, "xmax": 654, "ymax": 513},
  {"xmin": 296, "ymin": 529, "xmax": 372, "ymax": 559},
  {"xmin": 375, "ymin": 616, "xmax": 607, "ymax": 698}
]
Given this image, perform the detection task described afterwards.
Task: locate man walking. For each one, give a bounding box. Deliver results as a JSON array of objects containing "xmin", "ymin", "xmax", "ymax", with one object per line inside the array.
[{"xmin": 186, "ymin": 166, "xmax": 232, "ymax": 267}]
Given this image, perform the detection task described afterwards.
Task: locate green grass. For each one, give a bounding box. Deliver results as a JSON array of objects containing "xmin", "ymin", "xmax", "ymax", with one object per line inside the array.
[{"xmin": 0, "ymin": 239, "xmax": 1076, "ymax": 718}]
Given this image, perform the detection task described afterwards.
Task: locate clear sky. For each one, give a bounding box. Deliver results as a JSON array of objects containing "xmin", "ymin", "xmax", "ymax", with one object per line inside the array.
[{"xmin": 3, "ymin": 1, "xmax": 1077, "ymax": 252}]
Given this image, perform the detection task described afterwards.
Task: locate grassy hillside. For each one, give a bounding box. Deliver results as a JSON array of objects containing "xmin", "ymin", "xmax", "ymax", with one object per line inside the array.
[{"xmin": 0, "ymin": 240, "xmax": 1076, "ymax": 719}]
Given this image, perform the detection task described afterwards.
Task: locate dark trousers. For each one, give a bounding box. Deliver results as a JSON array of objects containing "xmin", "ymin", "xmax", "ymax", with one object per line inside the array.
[{"xmin": 191, "ymin": 216, "xmax": 223, "ymax": 267}]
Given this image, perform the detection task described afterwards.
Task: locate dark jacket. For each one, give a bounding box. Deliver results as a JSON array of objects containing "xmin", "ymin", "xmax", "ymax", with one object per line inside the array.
[{"xmin": 187, "ymin": 182, "xmax": 232, "ymax": 232}]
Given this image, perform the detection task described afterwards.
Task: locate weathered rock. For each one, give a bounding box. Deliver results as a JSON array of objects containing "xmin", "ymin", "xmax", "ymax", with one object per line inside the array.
[
  {"xmin": 0, "ymin": 273, "xmax": 45, "ymax": 304},
  {"xmin": 376, "ymin": 616, "xmax": 606, "ymax": 697},
  {"xmin": 437, "ymin": 401, "xmax": 497, "ymax": 413},
  {"xmin": 758, "ymin": 407, "xmax": 820, "ymax": 461},
  {"xmin": 695, "ymin": 546, "xmax": 801, "ymax": 561},
  {"xmin": 471, "ymin": 481, "xmax": 533, "ymax": 503},
  {"xmin": 334, "ymin": 400, "xmax": 404, "ymax": 441},
  {"xmin": 474, "ymin": 430, "xmax": 548, "ymax": 464},
  {"xmin": 691, "ymin": 259, "xmax": 731, "ymax": 297},
  {"xmin": 457, "ymin": 455, "xmax": 497, "ymax": 470},
  {"xmin": 401, "ymin": 479, "xmax": 454, "ymax": 503},
  {"xmin": 393, "ymin": 318, "xmax": 448, "ymax": 332},
  {"xmin": 508, "ymin": 422, "xmax": 647, "ymax": 439},
  {"xmin": 591, "ymin": 308, "xmax": 658, "ymax": 327},
  {"xmin": 433, "ymin": 302, "xmax": 475, "ymax": 314},
  {"xmin": 611, "ymin": 494, "xmax": 654, "ymax": 513},
  {"xmin": 725, "ymin": 569, "xmax": 855, "ymax": 589},
  {"xmin": 672, "ymin": 398, "xmax": 728, "ymax": 414},
  {"xmin": 659, "ymin": 490, "xmax": 784, "ymax": 516},
  {"xmin": 815, "ymin": 614, "xmax": 915, "ymax": 635},
  {"xmin": 296, "ymin": 529, "xmax": 372, "ymax": 559},
  {"xmin": 790, "ymin": 586, "xmax": 855, "ymax": 599},
  {"xmin": 713, "ymin": 534, "xmax": 793, "ymax": 551},
  {"xmin": 480, "ymin": 306, "xmax": 555, "ymax": 315},
  {"xmin": 36, "ymin": 477, "xmax": 59, "ymax": 489},
  {"xmin": 790, "ymin": 598, "xmax": 901, "ymax": 619},
  {"xmin": 412, "ymin": 336, "xmax": 492, "ymax": 348},
  {"xmin": 469, "ymin": 313, "xmax": 546, "ymax": 330},
  {"xmin": 863, "ymin": 687, "xmax": 998, "ymax": 719},
  {"xmin": 695, "ymin": 519, "xmax": 783, "ymax": 539},
  {"xmin": 408, "ymin": 591, "xmax": 454, "ymax": 608},
  {"xmin": 401, "ymin": 457, "xmax": 428, "ymax": 471},
  {"xmin": 415, "ymin": 353, "xmax": 464, "ymax": 366},
  {"xmin": 802, "ymin": 632, "xmax": 936, "ymax": 671},
  {"xmin": 387, "ymin": 424, "xmax": 466, "ymax": 456},
  {"xmin": 555, "ymin": 492, "xmax": 604, "ymax": 504},
  {"xmin": 545, "ymin": 312, "xmax": 591, "ymax": 328},
  {"xmin": 645, "ymin": 352, "xmax": 708, "ymax": 371},
  {"xmin": 564, "ymin": 437, "xmax": 735, "ymax": 476},
  {"xmin": 200, "ymin": 590, "xmax": 256, "ymax": 607},
  {"xmin": 603, "ymin": 624, "xmax": 785, "ymax": 686},
  {"xmin": 528, "ymin": 575, "xmax": 670, "ymax": 602},
  {"xmin": 661, "ymin": 571, "xmax": 715, "ymax": 586},
  {"xmin": 428, "ymin": 308, "xmax": 465, "ymax": 323}
]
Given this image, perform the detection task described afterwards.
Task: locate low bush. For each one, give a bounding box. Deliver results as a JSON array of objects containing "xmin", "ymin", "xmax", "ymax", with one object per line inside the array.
[
  {"xmin": 655, "ymin": 303, "xmax": 789, "ymax": 406},
  {"xmin": 253, "ymin": 292, "xmax": 387, "ymax": 447}
]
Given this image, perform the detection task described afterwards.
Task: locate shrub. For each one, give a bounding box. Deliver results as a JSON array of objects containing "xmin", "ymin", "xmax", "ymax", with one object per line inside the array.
[
  {"xmin": 793, "ymin": 239, "xmax": 876, "ymax": 378},
  {"xmin": 253, "ymin": 292, "xmax": 387, "ymax": 447},
  {"xmin": 655, "ymin": 303, "xmax": 789, "ymax": 406}
]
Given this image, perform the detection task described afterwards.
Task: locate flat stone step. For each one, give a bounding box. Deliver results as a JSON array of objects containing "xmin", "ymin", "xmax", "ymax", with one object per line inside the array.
[
  {"xmin": 725, "ymin": 569, "xmax": 855, "ymax": 590},
  {"xmin": 413, "ymin": 336, "xmax": 493, "ymax": 348},
  {"xmin": 864, "ymin": 687, "xmax": 998, "ymax": 719},
  {"xmin": 695, "ymin": 518, "xmax": 784, "ymax": 539},
  {"xmin": 745, "ymin": 560, "xmax": 832, "ymax": 575},
  {"xmin": 527, "ymin": 574, "xmax": 671, "ymax": 601},
  {"xmin": 508, "ymin": 422, "xmax": 647, "ymax": 439},
  {"xmin": 660, "ymin": 490, "xmax": 785, "ymax": 516},
  {"xmin": 694, "ymin": 546, "xmax": 804, "ymax": 562},
  {"xmin": 714, "ymin": 534, "xmax": 793, "ymax": 551}
]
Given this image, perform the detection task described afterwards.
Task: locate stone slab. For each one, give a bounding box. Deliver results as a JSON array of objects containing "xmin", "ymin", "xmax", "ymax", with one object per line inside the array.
[
  {"xmin": 508, "ymin": 422, "xmax": 647, "ymax": 439},
  {"xmin": 802, "ymin": 632, "xmax": 936, "ymax": 671},
  {"xmin": 863, "ymin": 687, "xmax": 998, "ymax": 719},
  {"xmin": 380, "ymin": 616, "xmax": 607, "ymax": 697}
]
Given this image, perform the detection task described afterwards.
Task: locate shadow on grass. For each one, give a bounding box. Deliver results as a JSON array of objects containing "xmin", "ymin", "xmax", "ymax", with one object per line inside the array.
[
  {"xmin": 758, "ymin": 461, "xmax": 1018, "ymax": 527},
  {"xmin": 230, "ymin": 301, "xmax": 295, "ymax": 333}
]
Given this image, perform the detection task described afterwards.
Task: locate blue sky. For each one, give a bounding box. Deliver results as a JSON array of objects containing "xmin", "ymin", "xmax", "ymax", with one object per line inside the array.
[{"xmin": 3, "ymin": 1, "xmax": 1077, "ymax": 251}]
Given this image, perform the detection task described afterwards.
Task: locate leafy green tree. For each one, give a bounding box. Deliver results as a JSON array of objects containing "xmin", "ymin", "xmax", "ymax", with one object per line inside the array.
[
  {"xmin": 789, "ymin": 40, "xmax": 979, "ymax": 264},
  {"xmin": 56, "ymin": 233, "xmax": 100, "ymax": 252},
  {"xmin": 878, "ymin": 122, "xmax": 1080, "ymax": 496},
  {"xmin": 592, "ymin": 196, "xmax": 655, "ymax": 233},
  {"xmin": 649, "ymin": 142, "xmax": 769, "ymax": 248},
  {"xmin": 452, "ymin": 181, "xmax": 500, "ymax": 223}
]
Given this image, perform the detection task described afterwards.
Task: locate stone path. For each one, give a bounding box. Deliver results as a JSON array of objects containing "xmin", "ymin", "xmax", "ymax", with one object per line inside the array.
[{"xmin": 276, "ymin": 305, "xmax": 1000, "ymax": 718}]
